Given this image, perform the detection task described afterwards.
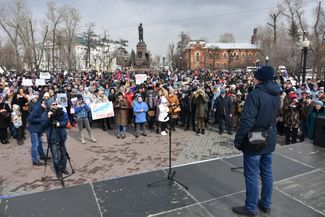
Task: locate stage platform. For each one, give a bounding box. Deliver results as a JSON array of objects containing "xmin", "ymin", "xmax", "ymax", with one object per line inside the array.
[{"xmin": 1, "ymin": 141, "xmax": 324, "ymax": 217}]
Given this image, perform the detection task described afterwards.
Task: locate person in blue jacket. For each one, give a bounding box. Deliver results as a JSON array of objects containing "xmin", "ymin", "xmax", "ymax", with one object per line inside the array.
[
  {"xmin": 28, "ymin": 100, "xmax": 46, "ymax": 166},
  {"xmin": 41, "ymin": 99, "xmax": 69, "ymax": 180},
  {"xmin": 74, "ymin": 94, "xmax": 96, "ymax": 144},
  {"xmin": 233, "ymin": 66, "xmax": 281, "ymax": 216},
  {"xmin": 133, "ymin": 94, "xmax": 148, "ymax": 138}
]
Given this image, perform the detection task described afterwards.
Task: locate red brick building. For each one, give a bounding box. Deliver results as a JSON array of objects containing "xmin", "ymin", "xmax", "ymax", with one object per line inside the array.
[{"xmin": 184, "ymin": 40, "xmax": 260, "ymax": 70}]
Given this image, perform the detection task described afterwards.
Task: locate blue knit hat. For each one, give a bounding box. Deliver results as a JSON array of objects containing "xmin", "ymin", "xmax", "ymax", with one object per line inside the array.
[{"xmin": 254, "ymin": 66, "xmax": 274, "ymax": 82}]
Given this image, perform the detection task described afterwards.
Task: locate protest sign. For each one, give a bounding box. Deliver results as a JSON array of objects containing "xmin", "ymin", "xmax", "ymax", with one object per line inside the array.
[
  {"xmin": 56, "ymin": 93, "xmax": 68, "ymax": 107},
  {"xmin": 22, "ymin": 79, "xmax": 33, "ymax": 86},
  {"xmin": 39, "ymin": 72, "xmax": 51, "ymax": 79},
  {"xmin": 35, "ymin": 79, "xmax": 46, "ymax": 86},
  {"xmin": 135, "ymin": 74, "xmax": 147, "ymax": 85},
  {"xmin": 90, "ymin": 102, "xmax": 114, "ymax": 120}
]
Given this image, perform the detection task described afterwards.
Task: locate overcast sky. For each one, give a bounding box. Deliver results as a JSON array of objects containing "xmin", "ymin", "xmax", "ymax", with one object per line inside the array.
[{"xmin": 27, "ymin": 0, "xmax": 317, "ymax": 56}]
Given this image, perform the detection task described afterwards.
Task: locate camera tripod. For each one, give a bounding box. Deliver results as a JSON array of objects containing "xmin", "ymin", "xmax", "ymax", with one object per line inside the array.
[
  {"xmin": 41, "ymin": 123, "xmax": 75, "ymax": 187},
  {"xmin": 147, "ymin": 105, "xmax": 189, "ymax": 190}
]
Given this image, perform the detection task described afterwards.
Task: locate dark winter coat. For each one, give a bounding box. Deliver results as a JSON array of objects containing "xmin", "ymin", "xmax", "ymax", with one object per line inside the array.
[
  {"xmin": 28, "ymin": 102, "xmax": 45, "ymax": 134},
  {"xmin": 235, "ymin": 81, "xmax": 281, "ymax": 155},
  {"xmin": 307, "ymin": 107, "xmax": 325, "ymax": 139},
  {"xmin": 0, "ymin": 102, "xmax": 11, "ymax": 128},
  {"xmin": 213, "ymin": 95, "xmax": 234, "ymax": 116},
  {"xmin": 41, "ymin": 108, "xmax": 68, "ymax": 144},
  {"xmin": 283, "ymin": 104, "xmax": 301, "ymax": 128}
]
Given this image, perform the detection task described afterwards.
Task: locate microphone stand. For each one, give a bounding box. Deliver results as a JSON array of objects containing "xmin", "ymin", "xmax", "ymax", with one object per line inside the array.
[{"xmin": 147, "ymin": 105, "xmax": 189, "ymax": 190}]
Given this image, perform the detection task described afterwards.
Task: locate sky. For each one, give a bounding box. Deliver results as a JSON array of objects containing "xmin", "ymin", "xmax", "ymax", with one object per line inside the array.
[{"xmin": 26, "ymin": 0, "xmax": 318, "ymax": 56}]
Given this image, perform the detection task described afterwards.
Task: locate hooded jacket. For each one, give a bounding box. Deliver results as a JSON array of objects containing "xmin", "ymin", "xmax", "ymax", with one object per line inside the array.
[
  {"xmin": 235, "ymin": 81, "xmax": 281, "ymax": 155},
  {"xmin": 28, "ymin": 102, "xmax": 45, "ymax": 133}
]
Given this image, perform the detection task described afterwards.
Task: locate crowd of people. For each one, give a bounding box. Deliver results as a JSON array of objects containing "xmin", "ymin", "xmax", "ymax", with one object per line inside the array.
[{"xmin": 0, "ymin": 68, "xmax": 324, "ymax": 175}]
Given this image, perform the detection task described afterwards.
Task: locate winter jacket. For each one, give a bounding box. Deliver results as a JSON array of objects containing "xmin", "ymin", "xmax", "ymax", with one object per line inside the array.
[
  {"xmin": 213, "ymin": 95, "xmax": 234, "ymax": 116},
  {"xmin": 133, "ymin": 101, "xmax": 148, "ymax": 123},
  {"xmin": 114, "ymin": 98, "xmax": 128, "ymax": 126},
  {"xmin": 28, "ymin": 102, "xmax": 45, "ymax": 133},
  {"xmin": 307, "ymin": 107, "xmax": 325, "ymax": 139},
  {"xmin": 193, "ymin": 91, "xmax": 209, "ymax": 118},
  {"xmin": 0, "ymin": 102, "xmax": 11, "ymax": 128},
  {"xmin": 74, "ymin": 103, "xmax": 90, "ymax": 119},
  {"xmin": 41, "ymin": 108, "xmax": 68, "ymax": 144},
  {"xmin": 235, "ymin": 81, "xmax": 281, "ymax": 155}
]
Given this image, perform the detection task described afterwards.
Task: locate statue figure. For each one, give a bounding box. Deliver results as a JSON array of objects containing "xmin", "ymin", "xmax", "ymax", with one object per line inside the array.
[{"xmin": 138, "ymin": 23, "xmax": 143, "ymax": 42}]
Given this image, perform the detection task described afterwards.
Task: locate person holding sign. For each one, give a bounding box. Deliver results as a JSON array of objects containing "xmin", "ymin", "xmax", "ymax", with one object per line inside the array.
[
  {"xmin": 133, "ymin": 94, "xmax": 148, "ymax": 138},
  {"xmin": 74, "ymin": 95, "xmax": 96, "ymax": 144}
]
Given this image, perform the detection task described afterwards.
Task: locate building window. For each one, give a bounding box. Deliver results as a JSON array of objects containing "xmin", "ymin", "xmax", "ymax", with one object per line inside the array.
[
  {"xmin": 224, "ymin": 53, "xmax": 227, "ymax": 60},
  {"xmin": 196, "ymin": 52, "xmax": 200, "ymax": 62},
  {"xmin": 248, "ymin": 53, "xmax": 252, "ymax": 60},
  {"xmin": 216, "ymin": 53, "xmax": 220, "ymax": 59},
  {"xmin": 216, "ymin": 63, "xmax": 220, "ymax": 68},
  {"xmin": 223, "ymin": 63, "xmax": 227, "ymax": 69},
  {"xmin": 241, "ymin": 53, "xmax": 245, "ymax": 60}
]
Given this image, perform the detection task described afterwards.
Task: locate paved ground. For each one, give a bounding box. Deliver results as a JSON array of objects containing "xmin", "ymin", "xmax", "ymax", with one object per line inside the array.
[{"xmin": 0, "ymin": 123, "xmax": 286, "ymax": 197}]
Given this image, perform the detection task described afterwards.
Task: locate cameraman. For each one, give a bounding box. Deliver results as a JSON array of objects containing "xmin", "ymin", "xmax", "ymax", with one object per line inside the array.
[{"xmin": 41, "ymin": 99, "xmax": 69, "ymax": 179}]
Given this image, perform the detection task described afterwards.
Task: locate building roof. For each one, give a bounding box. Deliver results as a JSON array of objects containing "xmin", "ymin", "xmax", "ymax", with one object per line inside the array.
[{"xmin": 186, "ymin": 41, "xmax": 259, "ymax": 50}]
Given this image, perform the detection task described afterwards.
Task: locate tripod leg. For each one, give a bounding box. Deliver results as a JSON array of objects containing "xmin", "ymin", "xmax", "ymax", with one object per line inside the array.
[
  {"xmin": 65, "ymin": 151, "xmax": 75, "ymax": 174},
  {"xmin": 42, "ymin": 142, "xmax": 51, "ymax": 181}
]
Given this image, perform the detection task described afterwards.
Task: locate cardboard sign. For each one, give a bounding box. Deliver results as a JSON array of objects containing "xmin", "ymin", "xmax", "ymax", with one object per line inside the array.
[
  {"xmin": 135, "ymin": 74, "xmax": 147, "ymax": 85},
  {"xmin": 22, "ymin": 79, "xmax": 33, "ymax": 86},
  {"xmin": 56, "ymin": 93, "xmax": 68, "ymax": 107},
  {"xmin": 90, "ymin": 102, "xmax": 114, "ymax": 120},
  {"xmin": 35, "ymin": 79, "xmax": 46, "ymax": 86},
  {"xmin": 40, "ymin": 72, "xmax": 51, "ymax": 80}
]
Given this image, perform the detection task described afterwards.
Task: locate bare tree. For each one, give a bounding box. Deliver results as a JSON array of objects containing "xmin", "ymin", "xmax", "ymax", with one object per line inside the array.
[
  {"xmin": 62, "ymin": 5, "xmax": 80, "ymax": 70},
  {"xmin": 0, "ymin": 0, "xmax": 30, "ymax": 72},
  {"xmin": 82, "ymin": 23, "xmax": 96, "ymax": 68},
  {"xmin": 218, "ymin": 33, "xmax": 235, "ymax": 43},
  {"xmin": 267, "ymin": 10, "xmax": 281, "ymax": 44},
  {"xmin": 46, "ymin": 1, "xmax": 66, "ymax": 73},
  {"xmin": 167, "ymin": 43, "xmax": 175, "ymax": 68}
]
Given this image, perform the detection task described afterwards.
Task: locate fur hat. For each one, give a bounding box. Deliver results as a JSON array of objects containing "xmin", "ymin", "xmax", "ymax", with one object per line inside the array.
[{"xmin": 254, "ymin": 66, "xmax": 274, "ymax": 82}]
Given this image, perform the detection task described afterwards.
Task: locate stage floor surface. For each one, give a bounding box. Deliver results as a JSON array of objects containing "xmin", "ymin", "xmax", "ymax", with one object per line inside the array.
[{"xmin": 1, "ymin": 141, "xmax": 325, "ymax": 217}]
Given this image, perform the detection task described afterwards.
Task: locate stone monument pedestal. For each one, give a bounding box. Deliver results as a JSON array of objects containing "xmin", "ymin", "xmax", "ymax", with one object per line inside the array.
[{"xmin": 134, "ymin": 42, "xmax": 150, "ymax": 73}]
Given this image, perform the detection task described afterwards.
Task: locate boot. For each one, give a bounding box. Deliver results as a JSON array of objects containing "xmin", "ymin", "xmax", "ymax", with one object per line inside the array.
[
  {"xmin": 196, "ymin": 129, "xmax": 200, "ymax": 134},
  {"xmin": 1, "ymin": 139, "xmax": 6, "ymax": 144},
  {"xmin": 201, "ymin": 129, "xmax": 205, "ymax": 135},
  {"xmin": 4, "ymin": 138, "xmax": 9, "ymax": 144},
  {"xmin": 80, "ymin": 132, "xmax": 86, "ymax": 144},
  {"xmin": 89, "ymin": 132, "xmax": 96, "ymax": 143},
  {"xmin": 121, "ymin": 133, "xmax": 126, "ymax": 139},
  {"xmin": 117, "ymin": 133, "xmax": 121, "ymax": 139}
]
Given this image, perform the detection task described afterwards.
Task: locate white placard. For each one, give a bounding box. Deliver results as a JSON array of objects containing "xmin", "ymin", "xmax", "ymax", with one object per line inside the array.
[
  {"xmin": 135, "ymin": 74, "xmax": 147, "ymax": 85},
  {"xmin": 90, "ymin": 102, "xmax": 115, "ymax": 120},
  {"xmin": 56, "ymin": 93, "xmax": 68, "ymax": 107},
  {"xmin": 35, "ymin": 79, "xmax": 46, "ymax": 86},
  {"xmin": 39, "ymin": 72, "xmax": 51, "ymax": 80},
  {"xmin": 22, "ymin": 79, "xmax": 33, "ymax": 86}
]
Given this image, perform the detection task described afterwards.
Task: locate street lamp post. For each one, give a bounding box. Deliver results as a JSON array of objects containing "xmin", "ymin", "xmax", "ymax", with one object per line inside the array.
[
  {"xmin": 302, "ymin": 38, "xmax": 310, "ymax": 83},
  {"xmin": 265, "ymin": 56, "xmax": 269, "ymax": 65}
]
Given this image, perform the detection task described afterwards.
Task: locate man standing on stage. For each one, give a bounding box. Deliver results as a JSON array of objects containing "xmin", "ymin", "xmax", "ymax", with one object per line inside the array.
[{"xmin": 233, "ymin": 66, "xmax": 281, "ymax": 216}]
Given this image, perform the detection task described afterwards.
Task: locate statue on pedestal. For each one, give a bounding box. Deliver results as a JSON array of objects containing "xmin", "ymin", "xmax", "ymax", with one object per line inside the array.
[{"xmin": 138, "ymin": 23, "xmax": 143, "ymax": 42}]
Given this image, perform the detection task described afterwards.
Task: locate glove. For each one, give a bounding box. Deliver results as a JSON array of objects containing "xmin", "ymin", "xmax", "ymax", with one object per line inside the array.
[{"xmin": 234, "ymin": 142, "xmax": 243, "ymax": 151}]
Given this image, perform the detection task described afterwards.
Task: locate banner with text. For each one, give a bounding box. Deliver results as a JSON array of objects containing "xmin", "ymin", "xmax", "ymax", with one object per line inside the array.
[
  {"xmin": 135, "ymin": 74, "xmax": 147, "ymax": 85},
  {"xmin": 40, "ymin": 72, "xmax": 51, "ymax": 80},
  {"xmin": 90, "ymin": 102, "xmax": 114, "ymax": 120}
]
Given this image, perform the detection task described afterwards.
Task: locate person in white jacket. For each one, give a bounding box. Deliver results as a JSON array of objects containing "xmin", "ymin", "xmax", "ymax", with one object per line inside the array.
[{"xmin": 157, "ymin": 95, "xmax": 169, "ymax": 136}]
